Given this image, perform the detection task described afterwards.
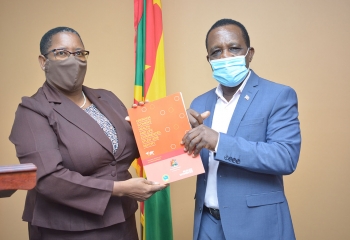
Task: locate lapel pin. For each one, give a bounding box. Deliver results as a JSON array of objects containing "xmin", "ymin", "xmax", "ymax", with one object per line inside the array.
[{"xmin": 244, "ymin": 95, "xmax": 250, "ymax": 100}]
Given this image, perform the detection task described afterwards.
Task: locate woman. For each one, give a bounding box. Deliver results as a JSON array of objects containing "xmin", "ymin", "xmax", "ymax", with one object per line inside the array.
[{"xmin": 9, "ymin": 27, "xmax": 167, "ymax": 240}]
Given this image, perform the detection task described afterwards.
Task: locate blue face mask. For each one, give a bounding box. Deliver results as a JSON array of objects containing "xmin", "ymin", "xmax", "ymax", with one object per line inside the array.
[{"xmin": 209, "ymin": 48, "xmax": 250, "ymax": 87}]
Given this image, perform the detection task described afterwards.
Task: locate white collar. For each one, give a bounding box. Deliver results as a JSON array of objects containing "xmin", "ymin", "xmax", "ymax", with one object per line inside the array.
[{"xmin": 215, "ymin": 70, "xmax": 251, "ymax": 103}]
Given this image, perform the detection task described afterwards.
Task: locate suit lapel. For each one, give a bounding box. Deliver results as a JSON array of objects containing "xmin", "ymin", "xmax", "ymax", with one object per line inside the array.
[
  {"xmin": 201, "ymin": 89, "xmax": 218, "ymax": 170},
  {"xmin": 204, "ymin": 89, "xmax": 217, "ymax": 129},
  {"xmin": 83, "ymin": 86, "xmax": 127, "ymax": 160},
  {"xmin": 43, "ymin": 83, "xmax": 115, "ymax": 156},
  {"xmin": 226, "ymin": 70, "xmax": 259, "ymax": 136}
]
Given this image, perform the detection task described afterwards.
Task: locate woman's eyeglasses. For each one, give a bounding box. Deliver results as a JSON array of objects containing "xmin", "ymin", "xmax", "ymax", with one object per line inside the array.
[{"xmin": 43, "ymin": 49, "xmax": 90, "ymax": 61}]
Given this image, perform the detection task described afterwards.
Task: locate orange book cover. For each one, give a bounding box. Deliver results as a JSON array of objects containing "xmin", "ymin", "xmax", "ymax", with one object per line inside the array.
[{"xmin": 128, "ymin": 92, "xmax": 205, "ymax": 183}]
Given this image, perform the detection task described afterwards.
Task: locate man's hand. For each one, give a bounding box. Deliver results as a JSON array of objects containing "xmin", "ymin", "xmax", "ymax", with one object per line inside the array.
[
  {"xmin": 113, "ymin": 178, "xmax": 168, "ymax": 202},
  {"xmin": 181, "ymin": 124, "xmax": 219, "ymax": 157},
  {"xmin": 187, "ymin": 109, "xmax": 210, "ymax": 128}
]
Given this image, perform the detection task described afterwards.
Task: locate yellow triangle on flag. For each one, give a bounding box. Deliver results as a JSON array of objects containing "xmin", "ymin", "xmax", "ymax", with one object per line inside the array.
[
  {"xmin": 153, "ymin": 0, "xmax": 162, "ymax": 7},
  {"xmin": 145, "ymin": 65, "xmax": 151, "ymax": 70}
]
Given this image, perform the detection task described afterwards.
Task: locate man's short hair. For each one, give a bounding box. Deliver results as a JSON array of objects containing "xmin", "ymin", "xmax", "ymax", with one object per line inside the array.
[
  {"xmin": 40, "ymin": 27, "xmax": 83, "ymax": 55},
  {"xmin": 205, "ymin": 19, "xmax": 250, "ymax": 50}
]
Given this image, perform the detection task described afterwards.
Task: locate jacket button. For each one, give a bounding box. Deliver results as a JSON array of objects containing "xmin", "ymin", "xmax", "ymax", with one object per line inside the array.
[
  {"xmin": 224, "ymin": 156, "xmax": 228, "ymax": 160},
  {"xmin": 111, "ymin": 160, "xmax": 117, "ymax": 166},
  {"xmin": 111, "ymin": 171, "xmax": 116, "ymax": 177},
  {"xmin": 199, "ymin": 207, "xmax": 202, "ymax": 213}
]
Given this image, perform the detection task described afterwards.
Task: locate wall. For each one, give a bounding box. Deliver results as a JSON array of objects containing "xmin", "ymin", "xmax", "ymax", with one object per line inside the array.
[{"xmin": 1, "ymin": 0, "xmax": 349, "ymax": 239}]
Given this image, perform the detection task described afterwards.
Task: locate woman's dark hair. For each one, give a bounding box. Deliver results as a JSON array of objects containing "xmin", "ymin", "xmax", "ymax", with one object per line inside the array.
[{"xmin": 40, "ymin": 27, "xmax": 83, "ymax": 55}]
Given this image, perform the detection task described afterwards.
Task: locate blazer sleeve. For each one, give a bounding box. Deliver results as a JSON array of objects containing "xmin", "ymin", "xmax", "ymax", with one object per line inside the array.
[
  {"xmin": 9, "ymin": 101, "xmax": 114, "ymax": 216},
  {"xmin": 214, "ymin": 87, "xmax": 301, "ymax": 175}
]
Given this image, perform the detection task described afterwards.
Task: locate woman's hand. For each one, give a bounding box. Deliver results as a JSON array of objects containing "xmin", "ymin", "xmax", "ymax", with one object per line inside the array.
[
  {"xmin": 112, "ymin": 178, "xmax": 168, "ymax": 202},
  {"xmin": 131, "ymin": 99, "xmax": 148, "ymax": 108},
  {"xmin": 125, "ymin": 100, "xmax": 149, "ymax": 122}
]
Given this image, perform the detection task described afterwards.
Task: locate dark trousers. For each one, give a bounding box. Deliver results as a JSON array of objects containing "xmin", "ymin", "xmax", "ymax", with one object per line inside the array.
[{"xmin": 28, "ymin": 214, "xmax": 138, "ymax": 240}]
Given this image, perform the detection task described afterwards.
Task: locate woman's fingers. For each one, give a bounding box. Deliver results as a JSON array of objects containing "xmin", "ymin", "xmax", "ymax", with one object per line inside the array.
[{"xmin": 114, "ymin": 178, "xmax": 168, "ymax": 202}]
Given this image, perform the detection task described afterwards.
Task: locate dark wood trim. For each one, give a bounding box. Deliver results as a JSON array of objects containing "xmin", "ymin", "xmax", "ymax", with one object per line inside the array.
[{"xmin": 0, "ymin": 163, "xmax": 37, "ymax": 198}]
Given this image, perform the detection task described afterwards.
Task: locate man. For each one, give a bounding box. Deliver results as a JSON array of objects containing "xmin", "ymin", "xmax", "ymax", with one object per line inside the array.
[{"xmin": 182, "ymin": 19, "xmax": 301, "ymax": 240}]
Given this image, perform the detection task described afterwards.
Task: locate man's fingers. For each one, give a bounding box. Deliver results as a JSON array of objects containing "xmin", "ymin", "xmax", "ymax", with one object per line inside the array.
[
  {"xmin": 201, "ymin": 111, "xmax": 210, "ymax": 120},
  {"xmin": 187, "ymin": 109, "xmax": 202, "ymax": 127},
  {"xmin": 182, "ymin": 124, "xmax": 219, "ymax": 156},
  {"xmin": 187, "ymin": 109, "xmax": 210, "ymax": 128},
  {"xmin": 125, "ymin": 116, "xmax": 130, "ymax": 122},
  {"xmin": 183, "ymin": 130, "xmax": 201, "ymax": 154},
  {"xmin": 192, "ymin": 141, "xmax": 206, "ymax": 157}
]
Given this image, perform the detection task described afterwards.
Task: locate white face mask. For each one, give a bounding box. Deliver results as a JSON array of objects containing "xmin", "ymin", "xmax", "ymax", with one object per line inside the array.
[{"xmin": 209, "ymin": 48, "xmax": 250, "ymax": 87}]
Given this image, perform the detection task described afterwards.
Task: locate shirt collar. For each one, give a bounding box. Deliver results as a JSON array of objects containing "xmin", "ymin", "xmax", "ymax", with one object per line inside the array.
[{"xmin": 215, "ymin": 70, "xmax": 251, "ymax": 103}]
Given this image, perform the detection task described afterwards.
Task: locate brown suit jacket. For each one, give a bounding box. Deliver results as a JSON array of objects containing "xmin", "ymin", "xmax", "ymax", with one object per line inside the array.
[{"xmin": 9, "ymin": 82, "xmax": 139, "ymax": 231}]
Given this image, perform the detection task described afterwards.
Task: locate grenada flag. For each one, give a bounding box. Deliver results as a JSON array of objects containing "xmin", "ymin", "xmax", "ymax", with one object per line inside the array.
[{"xmin": 132, "ymin": 0, "xmax": 173, "ymax": 239}]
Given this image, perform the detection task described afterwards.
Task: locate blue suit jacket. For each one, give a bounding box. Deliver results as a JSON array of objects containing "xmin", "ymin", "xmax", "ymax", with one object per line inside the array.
[{"xmin": 192, "ymin": 70, "xmax": 301, "ymax": 240}]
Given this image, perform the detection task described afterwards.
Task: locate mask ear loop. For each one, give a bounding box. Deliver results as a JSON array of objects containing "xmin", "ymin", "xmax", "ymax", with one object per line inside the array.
[
  {"xmin": 244, "ymin": 47, "xmax": 251, "ymax": 71},
  {"xmin": 244, "ymin": 47, "xmax": 250, "ymax": 57}
]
